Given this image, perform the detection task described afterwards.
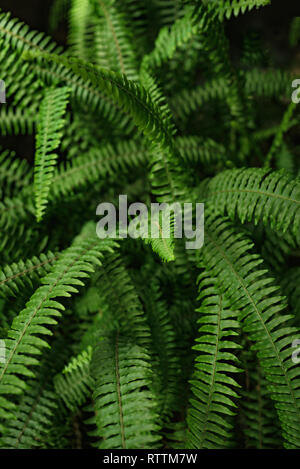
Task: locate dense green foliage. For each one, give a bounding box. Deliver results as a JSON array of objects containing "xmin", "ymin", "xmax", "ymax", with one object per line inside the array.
[{"xmin": 0, "ymin": 0, "xmax": 300, "ymax": 449}]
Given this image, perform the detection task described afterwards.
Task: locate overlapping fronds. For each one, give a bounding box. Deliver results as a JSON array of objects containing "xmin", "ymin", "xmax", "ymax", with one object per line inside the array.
[
  {"xmin": 204, "ymin": 168, "xmax": 300, "ymax": 244},
  {"xmin": 141, "ymin": 5, "xmax": 196, "ymax": 72},
  {"xmin": 0, "ymin": 383, "xmax": 57, "ymax": 449},
  {"xmin": 0, "ymin": 251, "xmax": 59, "ymax": 299},
  {"xmin": 201, "ymin": 212, "xmax": 300, "ymax": 448},
  {"xmin": 171, "ymin": 68, "xmax": 292, "ymax": 122},
  {"xmin": 137, "ymin": 272, "xmax": 180, "ymax": 420},
  {"xmin": 95, "ymin": 253, "xmax": 151, "ymax": 347},
  {"xmin": 25, "ymin": 52, "xmax": 176, "ymax": 154},
  {"xmin": 54, "ymin": 347, "xmax": 94, "ymax": 412},
  {"xmin": 0, "ymin": 224, "xmax": 116, "ymax": 424},
  {"xmin": 91, "ymin": 0, "xmax": 139, "ymax": 80},
  {"xmin": 0, "ymin": 0, "xmax": 299, "ymax": 451},
  {"xmin": 68, "ymin": 0, "xmax": 94, "ymax": 60}
]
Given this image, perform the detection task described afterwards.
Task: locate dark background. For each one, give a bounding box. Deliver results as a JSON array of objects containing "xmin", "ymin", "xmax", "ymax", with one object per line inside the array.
[
  {"xmin": 1, "ymin": 0, "xmax": 300, "ymax": 24},
  {"xmin": 0, "ymin": 0, "xmax": 53, "ymax": 30}
]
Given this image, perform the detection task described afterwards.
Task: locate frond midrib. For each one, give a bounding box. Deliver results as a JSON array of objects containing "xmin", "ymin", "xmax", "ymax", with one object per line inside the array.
[{"xmin": 205, "ymin": 229, "xmax": 300, "ymax": 424}]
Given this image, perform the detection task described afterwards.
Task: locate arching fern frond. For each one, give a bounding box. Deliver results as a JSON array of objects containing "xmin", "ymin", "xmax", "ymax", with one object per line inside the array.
[
  {"xmin": 54, "ymin": 347, "xmax": 94, "ymax": 413},
  {"xmin": 0, "ymin": 224, "xmax": 117, "ymax": 425},
  {"xmin": 0, "ymin": 10, "xmax": 62, "ymax": 55},
  {"xmin": 68, "ymin": 0, "xmax": 94, "ymax": 61},
  {"xmin": 141, "ymin": 5, "xmax": 196, "ymax": 72},
  {"xmin": 0, "ymin": 251, "xmax": 59, "ymax": 299},
  {"xmin": 34, "ymin": 86, "xmax": 70, "ymax": 222},
  {"xmin": 204, "ymin": 168, "xmax": 300, "ymax": 244},
  {"xmin": 202, "ymin": 212, "xmax": 300, "ymax": 448},
  {"xmin": 193, "ymin": 0, "xmax": 271, "ymax": 21},
  {"xmin": 90, "ymin": 0, "xmax": 139, "ymax": 80},
  {"xmin": 187, "ymin": 271, "xmax": 241, "ymax": 449},
  {"xmin": 25, "ymin": 52, "xmax": 177, "ymax": 157}
]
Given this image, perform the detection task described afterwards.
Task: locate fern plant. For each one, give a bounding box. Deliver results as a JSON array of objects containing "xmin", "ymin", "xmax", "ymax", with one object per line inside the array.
[{"xmin": 0, "ymin": 0, "xmax": 300, "ymax": 450}]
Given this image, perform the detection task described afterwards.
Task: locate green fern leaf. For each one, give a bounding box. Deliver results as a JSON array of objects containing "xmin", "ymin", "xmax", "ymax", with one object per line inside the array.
[
  {"xmin": 91, "ymin": 333, "xmax": 161, "ymax": 449},
  {"xmin": 0, "ymin": 224, "xmax": 116, "ymax": 424},
  {"xmin": 34, "ymin": 86, "xmax": 70, "ymax": 222},
  {"xmin": 187, "ymin": 271, "xmax": 241, "ymax": 449}
]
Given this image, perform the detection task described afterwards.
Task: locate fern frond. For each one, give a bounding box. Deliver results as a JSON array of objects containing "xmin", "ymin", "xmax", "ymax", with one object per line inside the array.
[
  {"xmin": 0, "ymin": 11, "xmax": 62, "ymax": 55},
  {"xmin": 90, "ymin": 0, "xmax": 138, "ymax": 80},
  {"xmin": 0, "ymin": 43, "xmax": 42, "ymax": 110},
  {"xmin": 141, "ymin": 6, "xmax": 196, "ymax": 72},
  {"xmin": 187, "ymin": 271, "xmax": 241, "ymax": 449},
  {"xmin": 25, "ymin": 52, "xmax": 177, "ymax": 155},
  {"xmin": 0, "ymin": 330, "xmax": 73, "ymax": 448},
  {"xmin": 0, "ymin": 383, "xmax": 57, "ymax": 448},
  {"xmin": 136, "ymin": 271, "xmax": 180, "ymax": 421},
  {"xmin": 0, "ymin": 12, "xmax": 130, "ymax": 129},
  {"xmin": 54, "ymin": 347, "xmax": 94, "ymax": 412},
  {"xmin": 176, "ymin": 136, "xmax": 227, "ymax": 167},
  {"xmin": 0, "ymin": 224, "xmax": 117, "ymax": 424},
  {"xmin": 68, "ymin": 0, "xmax": 94, "ymax": 61},
  {"xmin": 91, "ymin": 333, "xmax": 161, "ymax": 449},
  {"xmin": 202, "ymin": 212, "xmax": 300, "ymax": 448},
  {"xmin": 51, "ymin": 139, "xmax": 148, "ymax": 198},
  {"xmin": 204, "ymin": 168, "xmax": 300, "ymax": 244},
  {"xmin": 34, "ymin": 86, "xmax": 70, "ymax": 222},
  {"xmin": 194, "ymin": 0, "xmax": 271, "ymax": 21},
  {"xmin": 171, "ymin": 68, "xmax": 292, "ymax": 121},
  {"xmin": 31, "ymin": 58, "xmax": 133, "ymax": 130},
  {"xmin": 0, "ymin": 251, "xmax": 59, "ymax": 299},
  {"xmin": 0, "ymin": 107, "xmax": 35, "ymax": 136}
]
